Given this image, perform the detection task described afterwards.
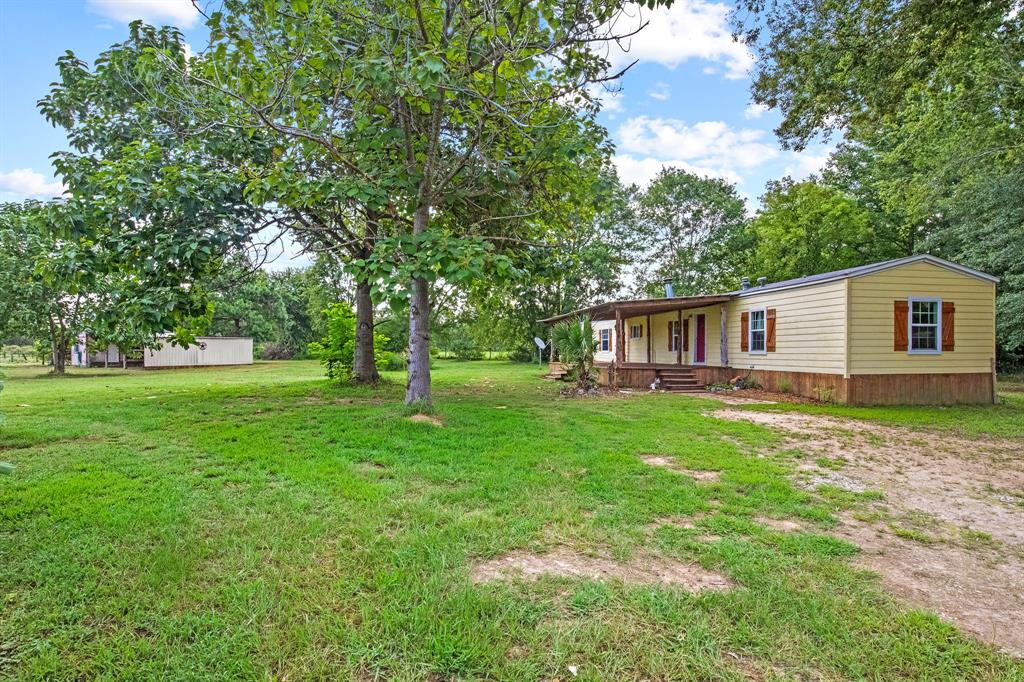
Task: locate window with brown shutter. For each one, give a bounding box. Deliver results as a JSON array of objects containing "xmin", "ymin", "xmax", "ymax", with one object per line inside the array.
[
  {"xmin": 683, "ymin": 318, "xmax": 689, "ymax": 351},
  {"xmin": 766, "ymin": 308, "xmax": 776, "ymax": 352},
  {"xmin": 740, "ymin": 312, "xmax": 749, "ymax": 352},
  {"xmin": 893, "ymin": 300, "xmax": 909, "ymax": 351},
  {"xmin": 942, "ymin": 301, "xmax": 955, "ymax": 351}
]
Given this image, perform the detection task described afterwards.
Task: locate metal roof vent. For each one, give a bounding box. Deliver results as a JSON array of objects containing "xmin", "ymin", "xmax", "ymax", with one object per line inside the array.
[
  {"xmin": 663, "ymin": 278, "xmax": 674, "ymax": 298},
  {"xmin": 741, "ymin": 276, "xmax": 750, "ymax": 290},
  {"xmin": 757, "ymin": 276, "xmax": 767, "ymax": 287}
]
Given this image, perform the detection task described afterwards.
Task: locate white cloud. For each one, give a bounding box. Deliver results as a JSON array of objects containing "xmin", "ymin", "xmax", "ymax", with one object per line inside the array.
[
  {"xmin": 614, "ymin": 154, "xmax": 742, "ymax": 188},
  {"xmin": 0, "ymin": 169, "xmax": 66, "ymax": 200},
  {"xmin": 87, "ymin": 0, "xmax": 200, "ymax": 28},
  {"xmin": 648, "ymin": 82, "xmax": 670, "ymax": 101},
  {"xmin": 608, "ymin": 1, "xmax": 754, "ymax": 80},
  {"xmin": 783, "ymin": 146, "xmax": 834, "ymax": 181},
  {"xmin": 617, "ymin": 115, "xmax": 778, "ymax": 170},
  {"xmin": 744, "ymin": 103, "xmax": 768, "ymax": 120}
]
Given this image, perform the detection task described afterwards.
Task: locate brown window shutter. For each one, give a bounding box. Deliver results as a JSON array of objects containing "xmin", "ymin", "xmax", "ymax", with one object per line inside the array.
[
  {"xmin": 942, "ymin": 301, "xmax": 955, "ymax": 351},
  {"xmin": 667, "ymin": 321, "xmax": 673, "ymax": 351},
  {"xmin": 683, "ymin": 319, "xmax": 689, "ymax": 352},
  {"xmin": 740, "ymin": 312, "xmax": 749, "ymax": 352},
  {"xmin": 766, "ymin": 308, "xmax": 777, "ymax": 352},
  {"xmin": 893, "ymin": 300, "xmax": 909, "ymax": 351}
]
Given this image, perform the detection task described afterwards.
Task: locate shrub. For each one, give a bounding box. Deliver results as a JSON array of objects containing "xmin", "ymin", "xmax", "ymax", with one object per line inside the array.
[
  {"xmin": 551, "ymin": 316, "xmax": 597, "ymax": 391},
  {"xmin": 450, "ymin": 335, "xmax": 483, "ymax": 361},
  {"xmin": 509, "ymin": 341, "xmax": 536, "ymax": 363},
  {"xmin": 813, "ymin": 385, "xmax": 836, "ymax": 403},
  {"xmin": 777, "ymin": 378, "xmax": 793, "ymax": 394},
  {"xmin": 381, "ymin": 352, "xmax": 408, "ymax": 371},
  {"xmin": 260, "ymin": 343, "xmax": 295, "ymax": 360},
  {"xmin": 307, "ymin": 303, "xmax": 390, "ymax": 380}
]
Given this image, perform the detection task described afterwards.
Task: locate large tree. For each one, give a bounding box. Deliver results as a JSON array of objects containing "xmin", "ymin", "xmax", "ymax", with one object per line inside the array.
[
  {"xmin": 746, "ymin": 179, "xmax": 874, "ymax": 283},
  {"xmin": 134, "ymin": 0, "xmax": 664, "ymax": 407},
  {"xmin": 633, "ymin": 168, "xmax": 749, "ymax": 296},
  {"xmin": 39, "ymin": 26, "xmax": 271, "ymax": 360}
]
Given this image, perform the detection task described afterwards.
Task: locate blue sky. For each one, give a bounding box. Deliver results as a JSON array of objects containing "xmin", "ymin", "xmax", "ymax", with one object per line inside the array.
[{"xmin": 0, "ymin": 0, "xmax": 834, "ymax": 211}]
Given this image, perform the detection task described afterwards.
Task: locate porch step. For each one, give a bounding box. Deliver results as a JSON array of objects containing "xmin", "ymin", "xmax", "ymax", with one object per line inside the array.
[
  {"xmin": 658, "ymin": 368, "xmax": 703, "ymax": 393},
  {"xmin": 544, "ymin": 364, "xmax": 570, "ymax": 381}
]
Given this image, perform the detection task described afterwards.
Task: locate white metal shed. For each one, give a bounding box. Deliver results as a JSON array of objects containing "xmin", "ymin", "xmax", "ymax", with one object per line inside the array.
[{"xmin": 144, "ymin": 336, "xmax": 253, "ymax": 368}]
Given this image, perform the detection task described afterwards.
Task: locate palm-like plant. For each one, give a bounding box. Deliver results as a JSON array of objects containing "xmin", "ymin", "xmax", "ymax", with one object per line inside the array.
[{"xmin": 552, "ymin": 316, "xmax": 598, "ymax": 390}]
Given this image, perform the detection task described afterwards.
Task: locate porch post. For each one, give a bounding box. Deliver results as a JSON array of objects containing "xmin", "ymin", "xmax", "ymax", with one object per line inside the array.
[
  {"xmin": 720, "ymin": 303, "xmax": 729, "ymax": 366},
  {"xmin": 646, "ymin": 315, "xmax": 652, "ymax": 364},
  {"xmin": 614, "ymin": 308, "xmax": 624, "ymax": 366},
  {"xmin": 676, "ymin": 309, "xmax": 683, "ymax": 365}
]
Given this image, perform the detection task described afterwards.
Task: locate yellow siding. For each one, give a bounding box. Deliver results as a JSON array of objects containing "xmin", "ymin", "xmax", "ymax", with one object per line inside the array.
[
  {"xmin": 848, "ymin": 261, "xmax": 995, "ymax": 374},
  {"xmin": 624, "ymin": 306, "xmax": 723, "ymax": 366},
  {"xmin": 727, "ymin": 279, "xmax": 847, "ymax": 374}
]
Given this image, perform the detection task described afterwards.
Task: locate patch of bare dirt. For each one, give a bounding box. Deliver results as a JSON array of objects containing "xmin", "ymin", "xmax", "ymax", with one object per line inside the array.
[
  {"xmin": 640, "ymin": 455, "xmax": 721, "ymax": 481},
  {"xmin": 716, "ymin": 407, "xmax": 1024, "ymax": 657},
  {"xmin": 698, "ymin": 392, "xmax": 780, "ymax": 405},
  {"xmin": 408, "ymin": 413, "xmax": 443, "ymax": 427},
  {"xmin": 471, "ymin": 547, "xmax": 734, "ymax": 591},
  {"xmin": 647, "ymin": 514, "xmax": 704, "ymax": 532},
  {"xmin": 716, "ymin": 409, "xmax": 1024, "ymax": 547},
  {"xmin": 756, "ymin": 517, "xmax": 804, "ymax": 532},
  {"xmin": 835, "ymin": 514, "xmax": 1024, "ymax": 657}
]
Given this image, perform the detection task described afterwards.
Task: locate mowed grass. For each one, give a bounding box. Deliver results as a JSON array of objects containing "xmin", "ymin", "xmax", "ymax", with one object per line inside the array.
[{"xmin": 1, "ymin": 362, "xmax": 1021, "ymax": 680}]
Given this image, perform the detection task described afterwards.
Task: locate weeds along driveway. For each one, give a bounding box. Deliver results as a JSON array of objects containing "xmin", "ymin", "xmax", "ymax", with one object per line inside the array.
[
  {"xmin": 0, "ymin": 361, "xmax": 1022, "ymax": 679},
  {"xmin": 715, "ymin": 400, "xmax": 1024, "ymax": 658}
]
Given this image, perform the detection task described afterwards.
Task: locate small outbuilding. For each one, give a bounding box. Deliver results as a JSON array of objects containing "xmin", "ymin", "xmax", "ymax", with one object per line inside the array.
[
  {"xmin": 144, "ymin": 336, "xmax": 254, "ymax": 368},
  {"xmin": 540, "ymin": 255, "xmax": 999, "ymax": 405}
]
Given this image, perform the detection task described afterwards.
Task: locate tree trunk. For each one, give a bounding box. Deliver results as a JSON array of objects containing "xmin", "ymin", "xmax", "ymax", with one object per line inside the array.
[
  {"xmin": 48, "ymin": 318, "xmax": 65, "ymax": 375},
  {"xmin": 352, "ymin": 278, "xmax": 380, "ymax": 384},
  {"xmin": 405, "ymin": 204, "xmax": 432, "ymax": 408}
]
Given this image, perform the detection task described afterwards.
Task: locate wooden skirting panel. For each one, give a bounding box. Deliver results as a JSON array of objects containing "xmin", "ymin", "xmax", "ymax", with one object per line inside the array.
[
  {"xmin": 847, "ymin": 373, "xmax": 994, "ymax": 406},
  {"xmin": 595, "ymin": 363, "xmax": 994, "ymax": 405}
]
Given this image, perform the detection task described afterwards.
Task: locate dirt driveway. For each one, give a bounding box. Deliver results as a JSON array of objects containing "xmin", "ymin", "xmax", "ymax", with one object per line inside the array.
[{"xmin": 714, "ymin": 402, "xmax": 1024, "ymax": 658}]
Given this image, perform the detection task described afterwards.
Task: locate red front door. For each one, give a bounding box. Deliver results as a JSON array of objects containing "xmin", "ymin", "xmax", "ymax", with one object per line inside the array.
[{"xmin": 695, "ymin": 314, "xmax": 706, "ymax": 364}]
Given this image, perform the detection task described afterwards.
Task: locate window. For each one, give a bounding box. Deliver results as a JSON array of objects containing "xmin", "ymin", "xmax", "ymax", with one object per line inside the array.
[
  {"xmin": 749, "ymin": 308, "xmax": 766, "ymax": 353},
  {"xmin": 909, "ymin": 297, "xmax": 941, "ymax": 353},
  {"xmin": 599, "ymin": 328, "xmax": 611, "ymax": 352},
  {"xmin": 629, "ymin": 323, "xmax": 643, "ymax": 339},
  {"xmin": 670, "ymin": 320, "xmax": 681, "ymax": 352}
]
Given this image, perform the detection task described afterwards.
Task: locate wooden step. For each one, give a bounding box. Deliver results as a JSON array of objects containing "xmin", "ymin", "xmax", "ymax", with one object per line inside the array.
[{"xmin": 663, "ymin": 383, "xmax": 704, "ymax": 392}]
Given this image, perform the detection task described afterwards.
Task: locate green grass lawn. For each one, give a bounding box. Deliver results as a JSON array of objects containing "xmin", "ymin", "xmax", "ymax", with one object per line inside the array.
[{"xmin": 1, "ymin": 361, "xmax": 1021, "ymax": 680}]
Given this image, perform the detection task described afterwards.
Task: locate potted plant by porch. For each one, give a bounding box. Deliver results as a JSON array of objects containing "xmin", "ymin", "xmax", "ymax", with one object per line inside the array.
[{"xmin": 552, "ymin": 316, "xmax": 598, "ymax": 394}]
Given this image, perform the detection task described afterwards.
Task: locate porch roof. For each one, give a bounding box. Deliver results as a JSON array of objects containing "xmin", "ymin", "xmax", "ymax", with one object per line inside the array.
[{"xmin": 537, "ymin": 294, "xmax": 734, "ymax": 325}]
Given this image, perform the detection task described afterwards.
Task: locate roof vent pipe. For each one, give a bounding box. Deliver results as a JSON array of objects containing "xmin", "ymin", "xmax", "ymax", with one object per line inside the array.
[
  {"xmin": 741, "ymin": 276, "xmax": 750, "ymax": 290},
  {"xmin": 663, "ymin": 278, "xmax": 674, "ymax": 298},
  {"xmin": 757, "ymin": 276, "xmax": 767, "ymax": 287}
]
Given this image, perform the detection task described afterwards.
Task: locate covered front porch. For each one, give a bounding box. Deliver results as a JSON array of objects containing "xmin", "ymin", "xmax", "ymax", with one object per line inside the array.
[{"xmin": 540, "ymin": 294, "xmax": 735, "ymax": 391}]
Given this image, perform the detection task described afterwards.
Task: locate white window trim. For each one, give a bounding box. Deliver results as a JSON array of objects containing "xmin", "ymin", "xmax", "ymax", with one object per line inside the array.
[
  {"xmin": 748, "ymin": 307, "xmax": 767, "ymax": 355},
  {"xmin": 629, "ymin": 323, "xmax": 643, "ymax": 339},
  {"xmin": 670, "ymin": 320, "xmax": 680, "ymax": 353},
  {"xmin": 907, "ymin": 296, "xmax": 942, "ymax": 355},
  {"xmin": 598, "ymin": 328, "xmax": 611, "ymax": 352}
]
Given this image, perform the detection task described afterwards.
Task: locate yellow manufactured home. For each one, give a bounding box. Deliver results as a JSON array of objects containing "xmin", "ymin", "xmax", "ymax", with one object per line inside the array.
[{"xmin": 540, "ymin": 255, "xmax": 999, "ymax": 405}]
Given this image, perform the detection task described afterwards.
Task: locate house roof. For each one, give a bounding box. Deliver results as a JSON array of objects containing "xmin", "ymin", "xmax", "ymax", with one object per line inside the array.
[
  {"xmin": 537, "ymin": 255, "xmax": 997, "ymax": 325},
  {"xmin": 537, "ymin": 294, "xmax": 734, "ymax": 324},
  {"xmin": 729, "ymin": 254, "xmax": 999, "ymax": 297}
]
